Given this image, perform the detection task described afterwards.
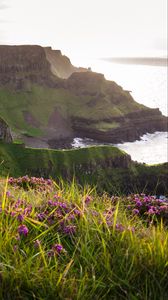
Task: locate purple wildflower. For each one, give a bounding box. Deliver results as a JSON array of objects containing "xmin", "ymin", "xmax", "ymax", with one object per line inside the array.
[
  {"xmin": 11, "ymin": 211, "xmax": 16, "ymax": 217},
  {"xmin": 106, "ymin": 221, "xmax": 113, "ymax": 226},
  {"xmin": 6, "ymin": 191, "xmax": 11, "ymax": 197},
  {"xmin": 63, "ymin": 225, "xmax": 76, "ymax": 235},
  {"xmin": 147, "ymin": 208, "xmax": 155, "ymax": 215},
  {"xmin": 37, "ymin": 213, "xmax": 46, "ymax": 221},
  {"xmin": 136, "ymin": 200, "xmax": 142, "ymax": 207},
  {"xmin": 53, "ymin": 193, "xmax": 60, "ymax": 199},
  {"xmin": 48, "ymin": 200, "xmax": 53, "ymax": 205},
  {"xmin": 159, "ymin": 205, "xmax": 168, "ymax": 211},
  {"xmin": 24, "ymin": 205, "xmax": 32, "ymax": 215},
  {"xmin": 115, "ymin": 223, "xmax": 125, "ymax": 232},
  {"xmin": 18, "ymin": 224, "xmax": 29, "ymax": 236},
  {"xmin": 52, "ymin": 244, "xmax": 63, "ymax": 254},
  {"xmin": 17, "ymin": 214, "xmax": 24, "ymax": 222},
  {"xmin": 74, "ymin": 209, "xmax": 81, "ymax": 216},
  {"xmin": 132, "ymin": 209, "xmax": 139, "ymax": 215},
  {"xmin": 85, "ymin": 196, "xmax": 92, "ymax": 204}
]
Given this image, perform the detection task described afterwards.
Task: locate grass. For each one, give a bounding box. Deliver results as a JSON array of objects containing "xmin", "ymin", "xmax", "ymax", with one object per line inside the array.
[
  {"xmin": 0, "ymin": 83, "xmax": 145, "ymax": 140},
  {"xmin": 0, "ymin": 143, "xmax": 126, "ymax": 178},
  {"xmin": 0, "ymin": 178, "xmax": 168, "ymax": 299}
]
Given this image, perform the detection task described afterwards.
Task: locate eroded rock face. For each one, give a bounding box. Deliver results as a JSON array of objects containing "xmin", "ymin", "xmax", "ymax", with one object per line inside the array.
[
  {"xmin": 0, "ymin": 45, "xmax": 87, "ymax": 88},
  {"xmin": 0, "ymin": 45, "xmax": 58, "ymax": 88},
  {"xmin": 72, "ymin": 108, "xmax": 168, "ymax": 143},
  {"xmin": 0, "ymin": 117, "xmax": 12, "ymax": 143}
]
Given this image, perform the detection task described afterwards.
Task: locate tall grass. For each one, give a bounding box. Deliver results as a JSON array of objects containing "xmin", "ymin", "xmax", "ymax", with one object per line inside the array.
[{"xmin": 0, "ymin": 178, "xmax": 168, "ymax": 300}]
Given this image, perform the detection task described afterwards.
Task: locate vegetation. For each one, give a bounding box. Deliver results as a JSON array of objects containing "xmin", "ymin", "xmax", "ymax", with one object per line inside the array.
[
  {"xmin": 0, "ymin": 83, "xmax": 145, "ymax": 140},
  {"xmin": 0, "ymin": 177, "xmax": 168, "ymax": 300},
  {"xmin": 0, "ymin": 143, "xmax": 167, "ymax": 195},
  {"xmin": 0, "ymin": 143, "xmax": 125, "ymax": 176}
]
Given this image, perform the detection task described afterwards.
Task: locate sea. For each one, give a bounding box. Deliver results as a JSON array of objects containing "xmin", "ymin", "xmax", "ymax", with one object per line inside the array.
[{"xmin": 71, "ymin": 57, "xmax": 168, "ymax": 164}]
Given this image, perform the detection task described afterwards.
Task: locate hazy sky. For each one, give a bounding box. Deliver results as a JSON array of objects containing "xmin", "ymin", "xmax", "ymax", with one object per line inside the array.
[{"xmin": 0, "ymin": 0, "xmax": 167, "ymax": 59}]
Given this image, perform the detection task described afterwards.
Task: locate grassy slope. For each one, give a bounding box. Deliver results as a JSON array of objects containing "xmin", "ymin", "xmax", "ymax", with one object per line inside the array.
[
  {"xmin": 0, "ymin": 84, "xmax": 145, "ymax": 139},
  {"xmin": 0, "ymin": 180, "xmax": 168, "ymax": 299},
  {"xmin": 0, "ymin": 143, "xmax": 125, "ymax": 175},
  {"xmin": 0, "ymin": 143, "xmax": 167, "ymax": 195},
  {"xmin": 0, "ymin": 86, "xmax": 72, "ymax": 136}
]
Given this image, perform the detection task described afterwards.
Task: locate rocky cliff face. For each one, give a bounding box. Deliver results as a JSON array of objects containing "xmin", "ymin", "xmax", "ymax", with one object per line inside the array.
[
  {"xmin": 0, "ymin": 117, "xmax": 12, "ymax": 143},
  {"xmin": 68, "ymin": 72, "xmax": 167, "ymax": 143},
  {"xmin": 0, "ymin": 45, "xmax": 60, "ymax": 88},
  {"xmin": 0, "ymin": 45, "xmax": 87, "ymax": 88},
  {"xmin": 72, "ymin": 108, "xmax": 167, "ymax": 143},
  {"xmin": 0, "ymin": 45, "xmax": 167, "ymax": 148}
]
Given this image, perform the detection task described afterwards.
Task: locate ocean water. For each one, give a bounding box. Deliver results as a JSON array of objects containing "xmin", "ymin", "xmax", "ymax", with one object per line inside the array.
[{"xmin": 71, "ymin": 57, "xmax": 168, "ymax": 164}]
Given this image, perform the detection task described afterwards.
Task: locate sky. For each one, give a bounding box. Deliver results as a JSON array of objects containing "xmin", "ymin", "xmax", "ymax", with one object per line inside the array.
[{"xmin": 0, "ymin": 0, "xmax": 167, "ymax": 60}]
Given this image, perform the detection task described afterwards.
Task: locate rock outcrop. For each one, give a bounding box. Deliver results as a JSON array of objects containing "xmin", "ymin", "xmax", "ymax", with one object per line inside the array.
[
  {"xmin": 72, "ymin": 108, "xmax": 167, "ymax": 143},
  {"xmin": 0, "ymin": 117, "xmax": 12, "ymax": 143}
]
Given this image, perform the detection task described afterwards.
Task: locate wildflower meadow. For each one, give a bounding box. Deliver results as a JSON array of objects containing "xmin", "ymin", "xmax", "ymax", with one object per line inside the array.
[{"xmin": 0, "ymin": 176, "xmax": 168, "ymax": 299}]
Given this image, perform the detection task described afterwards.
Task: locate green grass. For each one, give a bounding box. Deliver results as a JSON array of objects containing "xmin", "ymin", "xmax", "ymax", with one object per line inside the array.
[
  {"xmin": 0, "ymin": 83, "xmax": 146, "ymax": 140},
  {"xmin": 0, "ymin": 86, "xmax": 72, "ymax": 132},
  {"xmin": 0, "ymin": 179, "xmax": 168, "ymax": 299},
  {"xmin": 0, "ymin": 142, "xmax": 125, "ymax": 177}
]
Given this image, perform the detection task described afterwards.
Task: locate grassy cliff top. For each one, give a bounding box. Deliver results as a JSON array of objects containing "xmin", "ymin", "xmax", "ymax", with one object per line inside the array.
[
  {"xmin": 0, "ymin": 142, "xmax": 167, "ymax": 195},
  {"xmin": 0, "ymin": 142, "xmax": 126, "ymax": 176}
]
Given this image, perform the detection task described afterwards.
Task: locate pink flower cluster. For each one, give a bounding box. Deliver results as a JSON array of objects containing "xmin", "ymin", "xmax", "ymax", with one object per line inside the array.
[
  {"xmin": 124, "ymin": 194, "xmax": 168, "ymax": 224},
  {"xmin": 8, "ymin": 176, "xmax": 53, "ymax": 191}
]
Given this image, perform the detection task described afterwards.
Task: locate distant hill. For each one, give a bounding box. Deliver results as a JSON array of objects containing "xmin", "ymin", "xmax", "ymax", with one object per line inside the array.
[
  {"xmin": 103, "ymin": 57, "xmax": 168, "ymax": 67},
  {"xmin": 0, "ymin": 45, "xmax": 167, "ymax": 148}
]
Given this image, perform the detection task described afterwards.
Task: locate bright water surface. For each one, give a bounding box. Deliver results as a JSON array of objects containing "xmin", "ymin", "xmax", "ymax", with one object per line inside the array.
[{"xmin": 71, "ymin": 57, "xmax": 168, "ymax": 164}]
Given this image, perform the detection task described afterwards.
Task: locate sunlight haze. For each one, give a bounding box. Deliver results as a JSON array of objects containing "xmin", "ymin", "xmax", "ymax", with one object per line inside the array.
[{"xmin": 0, "ymin": 0, "xmax": 167, "ymax": 60}]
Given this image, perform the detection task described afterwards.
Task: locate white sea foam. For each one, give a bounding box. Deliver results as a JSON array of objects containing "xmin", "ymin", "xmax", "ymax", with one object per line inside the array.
[
  {"xmin": 116, "ymin": 132, "xmax": 168, "ymax": 164},
  {"xmin": 72, "ymin": 132, "xmax": 168, "ymax": 164}
]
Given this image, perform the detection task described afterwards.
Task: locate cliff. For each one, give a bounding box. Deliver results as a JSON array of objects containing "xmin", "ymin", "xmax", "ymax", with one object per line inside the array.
[
  {"xmin": 0, "ymin": 45, "xmax": 167, "ymax": 148},
  {"xmin": 0, "ymin": 45, "xmax": 87, "ymax": 88},
  {"xmin": 72, "ymin": 107, "xmax": 167, "ymax": 143},
  {"xmin": 0, "ymin": 45, "xmax": 60, "ymax": 88},
  {"xmin": 0, "ymin": 117, "xmax": 12, "ymax": 143}
]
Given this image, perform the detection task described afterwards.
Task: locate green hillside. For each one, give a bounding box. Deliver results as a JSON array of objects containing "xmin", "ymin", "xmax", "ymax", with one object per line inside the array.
[
  {"xmin": 0, "ymin": 81, "xmax": 146, "ymax": 140},
  {"xmin": 0, "ymin": 143, "xmax": 126, "ymax": 177},
  {"xmin": 0, "ymin": 143, "xmax": 167, "ymax": 195}
]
